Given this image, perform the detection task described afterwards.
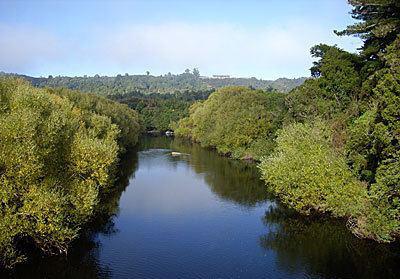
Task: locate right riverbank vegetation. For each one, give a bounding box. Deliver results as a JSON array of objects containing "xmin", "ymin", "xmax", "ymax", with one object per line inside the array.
[{"xmin": 175, "ymin": 0, "xmax": 400, "ymax": 242}]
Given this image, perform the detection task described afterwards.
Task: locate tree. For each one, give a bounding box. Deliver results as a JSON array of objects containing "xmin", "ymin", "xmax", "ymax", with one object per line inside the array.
[
  {"xmin": 259, "ymin": 121, "xmax": 367, "ymax": 217},
  {"xmin": 335, "ymin": 0, "xmax": 400, "ymax": 61},
  {"xmin": 193, "ymin": 68, "xmax": 200, "ymax": 78},
  {"xmin": 287, "ymin": 45, "xmax": 362, "ymax": 122},
  {"xmin": 310, "ymin": 44, "xmax": 335, "ymax": 77}
]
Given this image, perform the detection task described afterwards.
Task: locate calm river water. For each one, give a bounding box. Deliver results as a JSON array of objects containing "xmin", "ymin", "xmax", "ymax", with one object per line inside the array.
[{"xmin": 4, "ymin": 137, "xmax": 400, "ymax": 279}]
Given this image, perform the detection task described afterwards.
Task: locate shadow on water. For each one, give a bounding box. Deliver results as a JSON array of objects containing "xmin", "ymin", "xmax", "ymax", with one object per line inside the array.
[
  {"xmin": 260, "ymin": 205, "xmax": 400, "ymax": 279},
  {"xmin": 139, "ymin": 136, "xmax": 270, "ymax": 207},
  {"xmin": 1, "ymin": 148, "xmax": 139, "ymax": 279}
]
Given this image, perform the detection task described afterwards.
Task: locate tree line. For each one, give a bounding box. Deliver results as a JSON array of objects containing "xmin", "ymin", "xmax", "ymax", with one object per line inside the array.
[{"xmin": 0, "ymin": 70, "xmax": 306, "ymax": 95}]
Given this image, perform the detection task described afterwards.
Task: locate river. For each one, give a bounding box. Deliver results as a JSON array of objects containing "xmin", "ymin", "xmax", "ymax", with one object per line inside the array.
[{"xmin": 4, "ymin": 136, "xmax": 400, "ymax": 279}]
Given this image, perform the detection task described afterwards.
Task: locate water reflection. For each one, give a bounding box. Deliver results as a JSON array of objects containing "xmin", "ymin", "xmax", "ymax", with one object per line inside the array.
[
  {"xmin": 260, "ymin": 205, "xmax": 400, "ymax": 279},
  {"xmin": 140, "ymin": 136, "xmax": 269, "ymax": 207},
  {"xmin": 145, "ymin": 137, "xmax": 400, "ymax": 279},
  {"xmin": 92, "ymin": 148, "xmax": 140, "ymax": 234}
]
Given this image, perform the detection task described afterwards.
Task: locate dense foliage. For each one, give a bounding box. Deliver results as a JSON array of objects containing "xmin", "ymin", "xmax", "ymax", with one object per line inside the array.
[
  {"xmin": 0, "ymin": 78, "xmax": 141, "ymax": 267},
  {"xmin": 259, "ymin": 121, "xmax": 367, "ymax": 217},
  {"xmin": 260, "ymin": 0, "xmax": 400, "ymax": 242},
  {"xmin": 109, "ymin": 90, "xmax": 213, "ymax": 131},
  {"xmin": 175, "ymin": 86, "xmax": 285, "ymax": 160}
]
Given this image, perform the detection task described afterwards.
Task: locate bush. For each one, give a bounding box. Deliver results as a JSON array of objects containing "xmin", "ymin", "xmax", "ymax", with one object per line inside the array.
[
  {"xmin": 48, "ymin": 87, "xmax": 141, "ymax": 148},
  {"xmin": 175, "ymin": 86, "xmax": 285, "ymax": 160},
  {"xmin": 259, "ymin": 120, "xmax": 400, "ymax": 242},
  {"xmin": 259, "ymin": 121, "xmax": 367, "ymax": 216},
  {"xmin": 0, "ymin": 78, "xmax": 141, "ymax": 267}
]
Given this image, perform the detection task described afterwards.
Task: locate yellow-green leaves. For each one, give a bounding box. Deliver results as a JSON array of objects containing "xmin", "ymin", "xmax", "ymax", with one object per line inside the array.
[
  {"xmin": 175, "ymin": 86, "xmax": 285, "ymax": 160},
  {"xmin": 259, "ymin": 121, "xmax": 367, "ymax": 216},
  {"xmin": 0, "ymin": 78, "xmax": 141, "ymax": 268},
  {"xmin": 259, "ymin": 120, "xmax": 400, "ymax": 242}
]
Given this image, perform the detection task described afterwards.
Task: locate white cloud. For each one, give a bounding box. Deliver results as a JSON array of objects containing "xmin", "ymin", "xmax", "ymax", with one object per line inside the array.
[
  {"xmin": 92, "ymin": 21, "xmax": 359, "ymax": 78},
  {"xmin": 0, "ymin": 21, "xmax": 361, "ymax": 78},
  {"xmin": 94, "ymin": 23, "xmax": 309, "ymax": 75},
  {"xmin": 0, "ymin": 25, "xmax": 63, "ymax": 73}
]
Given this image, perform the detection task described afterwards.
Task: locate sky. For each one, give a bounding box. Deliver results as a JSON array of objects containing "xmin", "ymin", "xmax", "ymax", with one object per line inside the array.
[{"xmin": 0, "ymin": 0, "xmax": 362, "ymax": 79}]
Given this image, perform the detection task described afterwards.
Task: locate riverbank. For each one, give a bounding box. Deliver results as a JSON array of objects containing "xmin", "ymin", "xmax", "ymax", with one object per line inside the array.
[{"xmin": 3, "ymin": 136, "xmax": 399, "ymax": 279}]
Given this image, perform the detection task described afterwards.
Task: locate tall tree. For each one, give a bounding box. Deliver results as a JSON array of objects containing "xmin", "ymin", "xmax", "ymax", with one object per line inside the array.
[
  {"xmin": 193, "ymin": 68, "xmax": 200, "ymax": 78},
  {"xmin": 335, "ymin": 0, "xmax": 400, "ymax": 60}
]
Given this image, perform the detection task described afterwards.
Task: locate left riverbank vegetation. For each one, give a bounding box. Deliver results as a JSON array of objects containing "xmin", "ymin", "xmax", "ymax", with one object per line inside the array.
[
  {"xmin": 175, "ymin": 0, "xmax": 400, "ymax": 242},
  {"xmin": 0, "ymin": 78, "xmax": 141, "ymax": 268}
]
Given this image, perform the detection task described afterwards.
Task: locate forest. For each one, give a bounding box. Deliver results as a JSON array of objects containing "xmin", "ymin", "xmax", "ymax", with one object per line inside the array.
[
  {"xmin": 0, "ymin": 71, "xmax": 306, "ymax": 95},
  {"xmin": 108, "ymin": 89, "xmax": 213, "ymax": 131},
  {"xmin": 175, "ymin": 0, "xmax": 400, "ymax": 242}
]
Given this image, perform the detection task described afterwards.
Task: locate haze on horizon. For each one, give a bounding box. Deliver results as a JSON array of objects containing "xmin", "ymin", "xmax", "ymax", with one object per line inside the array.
[{"xmin": 0, "ymin": 0, "xmax": 362, "ymax": 80}]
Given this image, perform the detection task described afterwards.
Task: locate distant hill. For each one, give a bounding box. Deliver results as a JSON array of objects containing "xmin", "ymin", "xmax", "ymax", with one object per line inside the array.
[
  {"xmin": 202, "ymin": 76, "xmax": 307, "ymax": 93},
  {"xmin": 0, "ymin": 71, "xmax": 307, "ymax": 95}
]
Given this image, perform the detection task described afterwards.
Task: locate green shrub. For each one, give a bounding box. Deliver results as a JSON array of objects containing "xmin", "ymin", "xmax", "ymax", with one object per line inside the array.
[
  {"xmin": 48, "ymin": 87, "xmax": 141, "ymax": 148},
  {"xmin": 0, "ymin": 78, "xmax": 141, "ymax": 267},
  {"xmin": 175, "ymin": 86, "xmax": 285, "ymax": 160},
  {"xmin": 259, "ymin": 120, "xmax": 400, "ymax": 242},
  {"xmin": 259, "ymin": 121, "xmax": 367, "ymax": 216}
]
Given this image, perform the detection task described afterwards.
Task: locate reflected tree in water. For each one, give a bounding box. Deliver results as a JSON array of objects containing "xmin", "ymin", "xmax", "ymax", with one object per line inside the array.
[
  {"xmin": 259, "ymin": 205, "xmax": 400, "ymax": 279},
  {"xmin": 141, "ymin": 136, "xmax": 270, "ymax": 207}
]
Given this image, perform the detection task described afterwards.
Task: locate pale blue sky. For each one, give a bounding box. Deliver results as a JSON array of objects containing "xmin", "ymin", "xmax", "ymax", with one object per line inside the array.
[{"xmin": 0, "ymin": 0, "xmax": 362, "ymax": 79}]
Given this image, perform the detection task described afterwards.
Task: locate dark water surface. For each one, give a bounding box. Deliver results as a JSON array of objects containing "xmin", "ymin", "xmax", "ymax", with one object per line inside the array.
[{"xmin": 4, "ymin": 137, "xmax": 400, "ymax": 278}]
